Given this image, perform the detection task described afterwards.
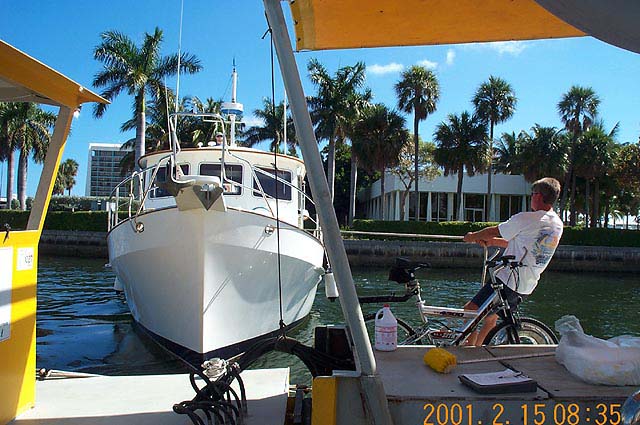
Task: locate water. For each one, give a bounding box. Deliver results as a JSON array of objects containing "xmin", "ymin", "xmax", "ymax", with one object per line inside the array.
[{"xmin": 36, "ymin": 256, "xmax": 640, "ymax": 384}]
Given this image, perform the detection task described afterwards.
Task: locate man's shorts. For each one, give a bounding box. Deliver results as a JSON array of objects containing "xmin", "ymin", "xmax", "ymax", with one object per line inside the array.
[{"xmin": 470, "ymin": 279, "xmax": 526, "ymax": 311}]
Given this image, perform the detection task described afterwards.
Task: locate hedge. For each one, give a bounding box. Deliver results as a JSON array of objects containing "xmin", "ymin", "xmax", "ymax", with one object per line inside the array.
[
  {"xmin": 351, "ymin": 219, "xmax": 640, "ymax": 247},
  {"xmin": 1, "ymin": 212, "xmax": 639, "ymax": 247},
  {"xmin": 0, "ymin": 211, "xmax": 113, "ymax": 232}
]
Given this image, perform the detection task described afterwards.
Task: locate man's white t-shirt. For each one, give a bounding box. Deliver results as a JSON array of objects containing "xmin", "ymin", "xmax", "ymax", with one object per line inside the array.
[{"xmin": 496, "ymin": 209, "xmax": 563, "ymax": 295}]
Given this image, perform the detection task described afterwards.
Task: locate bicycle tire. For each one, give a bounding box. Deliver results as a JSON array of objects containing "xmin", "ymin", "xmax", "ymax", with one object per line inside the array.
[
  {"xmin": 483, "ymin": 317, "xmax": 558, "ymax": 345},
  {"xmin": 363, "ymin": 313, "xmax": 423, "ymax": 345}
]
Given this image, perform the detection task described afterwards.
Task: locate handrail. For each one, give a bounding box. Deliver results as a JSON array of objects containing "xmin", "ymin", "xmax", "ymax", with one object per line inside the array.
[
  {"xmin": 340, "ymin": 230, "xmax": 464, "ymax": 240},
  {"xmin": 106, "ymin": 150, "xmax": 320, "ymax": 232}
]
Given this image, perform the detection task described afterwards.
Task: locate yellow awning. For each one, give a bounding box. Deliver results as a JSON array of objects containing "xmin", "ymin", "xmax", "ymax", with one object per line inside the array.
[
  {"xmin": 0, "ymin": 39, "xmax": 107, "ymax": 108},
  {"xmin": 290, "ymin": 0, "xmax": 585, "ymax": 51}
]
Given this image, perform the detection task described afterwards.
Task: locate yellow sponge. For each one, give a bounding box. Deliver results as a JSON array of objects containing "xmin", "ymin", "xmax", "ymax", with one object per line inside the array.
[{"xmin": 423, "ymin": 347, "xmax": 457, "ymax": 374}]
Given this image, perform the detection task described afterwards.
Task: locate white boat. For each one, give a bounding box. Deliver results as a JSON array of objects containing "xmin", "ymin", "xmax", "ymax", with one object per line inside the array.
[{"xmin": 107, "ymin": 70, "xmax": 324, "ymax": 365}]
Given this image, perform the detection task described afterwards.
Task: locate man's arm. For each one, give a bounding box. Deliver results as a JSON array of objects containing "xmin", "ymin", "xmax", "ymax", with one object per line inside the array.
[{"xmin": 463, "ymin": 226, "xmax": 508, "ymax": 248}]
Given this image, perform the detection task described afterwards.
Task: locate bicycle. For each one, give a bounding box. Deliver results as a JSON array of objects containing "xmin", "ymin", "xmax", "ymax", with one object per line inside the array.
[{"xmin": 359, "ymin": 250, "xmax": 558, "ymax": 346}]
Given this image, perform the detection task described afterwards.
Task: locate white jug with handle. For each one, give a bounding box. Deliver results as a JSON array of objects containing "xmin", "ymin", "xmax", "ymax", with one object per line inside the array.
[{"xmin": 374, "ymin": 304, "xmax": 397, "ymax": 351}]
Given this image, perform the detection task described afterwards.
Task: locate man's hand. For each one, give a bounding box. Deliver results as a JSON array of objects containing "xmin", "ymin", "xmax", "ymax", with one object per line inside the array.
[
  {"xmin": 464, "ymin": 227, "xmax": 507, "ymax": 248},
  {"xmin": 463, "ymin": 231, "xmax": 475, "ymax": 243}
]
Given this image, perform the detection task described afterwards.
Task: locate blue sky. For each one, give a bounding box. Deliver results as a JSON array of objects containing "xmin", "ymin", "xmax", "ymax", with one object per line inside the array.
[{"xmin": 1, "ymin": 1, "xmax": 639, "ymax": 197}]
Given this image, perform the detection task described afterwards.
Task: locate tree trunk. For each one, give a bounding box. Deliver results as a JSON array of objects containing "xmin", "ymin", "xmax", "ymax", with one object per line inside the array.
[
  {"xmin": 569, "ymin": 171, "xmax": 577, "ymax": 226},
  {"xmin": 380, "ymin": 171, "xmax": 386, "ymax": 220},
  {"xmin": 457, "ymin": 167, "xmax": 464, "ymax": 221},
  {"xmin": 593, "ymin": 180, "xmax": 600, "ymax": 228},
  {"xmin": 348, "ymin": 153, "xmax": 357, "ymax": 226},
  {"xmin": 18, "ymin": 147, "xmax": 27, "ymax": 211},
  {"xmin": 604, "ymin": 200, "xmax": 609, "ymax": 228},
  {"xmin": 486, "ymin": 121, "xmax": 494, "ymax": 221},
  {"xmin": 413, "ymin": 111, "xmax": 420, "ymax": 221},
  {"xmin": 399, "ymin": 189, "xmax": 408, "ymax": 221},
  {"xmin": 626, "ymin": 214, "xmax": 629, "ymax": 230},
  {"xmin": 135, "ymin": 93, "xmax": 146, "ymax": 172},
  {"xmin": 584, "ymin": 179, "xmax": 590, "ymax": 228},
  {"xmin": 559, "ymin": 133, "xmax": 578, "ymax": 223},
  {"xmin": 5, "ymin": 150, "xmax": 14, "ymax": 209},
  {"xmin": 327, "ymin": 136, "xmax": 336, "ymax": 201}
]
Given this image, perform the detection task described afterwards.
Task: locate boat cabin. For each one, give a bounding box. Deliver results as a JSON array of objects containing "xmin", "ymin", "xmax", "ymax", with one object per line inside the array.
[{"xmin": 137, "ymin": 146, "xmax": 311, "ymax": 228}]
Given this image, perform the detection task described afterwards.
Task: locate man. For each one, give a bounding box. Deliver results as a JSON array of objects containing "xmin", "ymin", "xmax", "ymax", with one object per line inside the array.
[
  {"xmin": 462, "ymin": 177, "xmax": 564, "ymax": 345},
  {"xmin": 214, "ymin": 132, "xmax": 224, "ymax": 146}
]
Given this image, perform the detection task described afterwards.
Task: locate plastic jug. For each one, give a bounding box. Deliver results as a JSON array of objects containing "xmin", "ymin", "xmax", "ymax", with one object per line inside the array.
[{"xmin": 374, "ymin": 304, "xmax": 397, "ymax": 351}]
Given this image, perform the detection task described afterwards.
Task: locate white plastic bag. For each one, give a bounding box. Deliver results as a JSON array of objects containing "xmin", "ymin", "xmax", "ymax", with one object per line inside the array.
[{"xmin": 555, "ymin": 315, "xmax": 640, "ymax": 386}]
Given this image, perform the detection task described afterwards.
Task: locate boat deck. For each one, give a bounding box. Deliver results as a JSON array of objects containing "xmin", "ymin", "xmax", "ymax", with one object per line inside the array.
[
  {"xmin": 374, "ymin": 345, "xmax": 633, "ymax": 424},
  {"xmin": 12, "ymin": 369, "xmax": 290, "ymax": 425}
]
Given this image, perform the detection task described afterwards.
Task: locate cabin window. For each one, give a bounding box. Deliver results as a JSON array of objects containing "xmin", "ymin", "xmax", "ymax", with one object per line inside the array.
[
  {"xmin": 151, "ymin": 163, "xmax": 190, "ymax": 198},
  {"xmin": 200, "ymin": 163, "xmax": 243, "ymax": 195},
  {"xmin": 253, "ymin": 168, "xmax": 292, "ymax": 201}
]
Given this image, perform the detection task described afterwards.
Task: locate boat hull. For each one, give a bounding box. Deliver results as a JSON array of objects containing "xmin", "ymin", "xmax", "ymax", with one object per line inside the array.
[{"xmin": 107, "ymin": 207, "xmax": 324, "ymax": 361}]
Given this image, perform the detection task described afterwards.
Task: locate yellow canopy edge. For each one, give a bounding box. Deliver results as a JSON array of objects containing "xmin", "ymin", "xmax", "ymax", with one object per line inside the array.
[
  {"xmin": 290, "ymin": 0, "xmax": 585, "ymax": 51},
  {"xmin": 0, "ymin": 39, "xmax": 107, "ymax": 108}
]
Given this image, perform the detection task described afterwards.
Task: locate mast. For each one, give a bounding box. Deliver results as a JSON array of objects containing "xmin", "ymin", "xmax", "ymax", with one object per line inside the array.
[{"xmin": 221, "ymin": 61, "xmax": 243, "ymax": 147}]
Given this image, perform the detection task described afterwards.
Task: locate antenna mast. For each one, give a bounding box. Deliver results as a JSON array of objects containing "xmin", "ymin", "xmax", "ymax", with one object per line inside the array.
[{"xmin": 221, "ymin": 60, "xmax": 244, "ymax": 146}]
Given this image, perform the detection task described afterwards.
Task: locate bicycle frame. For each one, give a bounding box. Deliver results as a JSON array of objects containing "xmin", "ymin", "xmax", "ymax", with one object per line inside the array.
[{"xmin": 360, "ymin": 251, "xmax": 525, "ymax": 346}]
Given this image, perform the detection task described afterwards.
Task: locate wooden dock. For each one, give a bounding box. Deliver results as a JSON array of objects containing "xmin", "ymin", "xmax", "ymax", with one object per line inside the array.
[{"xmin": 374, "ymin": 345, "xmax": 633, "ymax": 424}]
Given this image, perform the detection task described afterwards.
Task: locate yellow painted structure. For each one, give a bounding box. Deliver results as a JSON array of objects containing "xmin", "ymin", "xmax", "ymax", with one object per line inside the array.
[
  {"xmin": 0, "ymin": 40, "xmax": 106, "ymax": 424},
  {"xmin": 311, "ymin": 377, "xmax": 337, "ymax": 425},
  {"xmin": 281, "ymin": 3, "xmax": 596, "ymax": 425},
  {"xmin": 289, "ymin": 0, "xmax": 584, "ymax": 51}
]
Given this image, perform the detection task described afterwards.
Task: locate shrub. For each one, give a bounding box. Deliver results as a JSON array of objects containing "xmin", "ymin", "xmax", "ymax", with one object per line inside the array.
[{"xmin": 350, "ymin": 219, "xmax": 640, "ymax": 247}]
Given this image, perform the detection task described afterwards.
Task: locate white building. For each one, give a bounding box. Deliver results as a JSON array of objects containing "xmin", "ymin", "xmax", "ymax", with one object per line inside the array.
[
  {"xmin": 359, "ymin": 172, "xmax": 532, "ymax": 222},
  {"xmin": 85, "ymin": 143, "xmax": 132, "ymax": 197}
]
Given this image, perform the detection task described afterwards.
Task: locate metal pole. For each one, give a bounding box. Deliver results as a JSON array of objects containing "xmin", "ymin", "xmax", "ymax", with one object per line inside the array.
[{"xmin": 263, "ymin": 2, "xmax": 393, "ymax": 424}]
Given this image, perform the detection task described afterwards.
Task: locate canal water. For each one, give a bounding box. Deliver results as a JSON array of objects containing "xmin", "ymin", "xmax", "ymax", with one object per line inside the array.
[{"xmin": 37, "ymin": 256, "xmax": 640, "ymax": 384}]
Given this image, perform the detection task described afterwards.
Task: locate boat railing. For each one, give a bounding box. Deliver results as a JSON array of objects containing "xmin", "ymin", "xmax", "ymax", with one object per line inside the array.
[
  {"xmin": 107, "ymin": 152, "xmax": 321, "ymax": 237},
  {"xmin": 107, "ymin": 153, "xmax": 174, "ymax": 232}
]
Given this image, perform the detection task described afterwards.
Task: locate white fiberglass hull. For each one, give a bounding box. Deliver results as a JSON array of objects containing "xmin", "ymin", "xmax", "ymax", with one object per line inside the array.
[{"xmin": 107, "ymin": 206, "xmax": 324, "ymax": 362}]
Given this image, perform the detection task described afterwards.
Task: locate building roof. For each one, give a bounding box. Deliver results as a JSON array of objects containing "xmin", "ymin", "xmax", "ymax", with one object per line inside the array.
[
  {"xmin": 289, "ymin": 0, "xmax": 584, "ymax": 51},
  {"xmin": 289, "ymin": 0, "xmax": 640, "ymax": 54},
  {"xmin": 0, "ymin": 39, "xmax": 107, "ymax": 108}
]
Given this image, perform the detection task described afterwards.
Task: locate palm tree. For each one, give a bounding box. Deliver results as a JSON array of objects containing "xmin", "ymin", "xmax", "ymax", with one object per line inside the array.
[
  {"xmin": 574, "ymin": 123, "xmax": 616, "ymax": 227},
  {"xmin": 518, "ymin": 125, "xmax": 569, "ymax": 183},
  {"xmin": 395, "ymin": 66, "xmax": 440, "ymax": 220},
  {"xmin": 241, "ymin": 98, "xmax": 296, "ymax": 154},
  {"xmin": 60, "ymin": 159, "xmax": 79, "ymax": 196},
  {"xmin": 345, "ymin": 92, "xmax": 373, "ymax": 226},
  {"xmin": 472, "ymin": 76, "xmax": 517, "ymax": 220},
  {"xmin": 557, "ymin": 85, "xmax": 600, "ymax": 225},
  {"xmin": 0, "ymin": 102, "xmax": 17, "ymax": 209},
  {"xmin": 3, "ymin": 103, "xmax": 55, "ymax": 210},
  {"xmin": 93, "ymin": 27, "xmax": 202, "ymax": 170},
  {"xmin": 494, "ymin": 131, "xmax": 524, "ymax": 176},
  {"xmin": 351, "ymin": 104, "xmax": 409, "ymax": 220},
  {"xmin": 433, "ymin": 112, "xmax": 488, "ymax": 221},
  {"xmin": 307, "ymin": 59, "xmax": 369, "ymax": 201}
]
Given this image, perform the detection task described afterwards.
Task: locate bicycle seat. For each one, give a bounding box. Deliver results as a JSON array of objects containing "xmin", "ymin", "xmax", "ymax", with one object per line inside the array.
[
  {"xmin": 394, "ymin": 257, "xmax": 430, "ymax": 269},
  {"xmin": 388, "ymin": 257, "xmax": 430, "ymax": 284}
]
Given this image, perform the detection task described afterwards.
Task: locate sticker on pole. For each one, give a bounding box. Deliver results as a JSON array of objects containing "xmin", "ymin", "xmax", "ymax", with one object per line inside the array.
[
  {"xmin": 17, "ymin": 247, "xmax": 34, "ymax": 271},
  {"xmin": 0, "ymin": 248, "xmax": 12, "ymax": 342}
]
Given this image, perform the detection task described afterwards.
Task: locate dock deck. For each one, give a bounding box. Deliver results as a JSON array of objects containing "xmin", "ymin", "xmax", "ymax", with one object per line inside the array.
[
  {"xmin": 374, "ymin": 345, "xmax": 633, "ymax": 424},
  {"xmin": 12, "ymin": 368, "xmax": 290, "ymax": 425}
]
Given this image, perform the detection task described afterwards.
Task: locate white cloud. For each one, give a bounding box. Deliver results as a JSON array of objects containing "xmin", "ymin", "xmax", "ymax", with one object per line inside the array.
[
  {"xmin": 417, "ymin": 59, "xmax": 438, "ymax": 69},
  {"xmin": 368, "ymin": 62, "xmax": 404, "ymax": 75},
  {"xmin": 462, "ymin": 40, "xmax": 529, "ymax": 56},
  {"xmin": 242, "ymin": 115, "xmax": 264, "ymax": 128},
  {"xmin": 446, "ymin": 49, "xmax": 456, "ymax": 65}
]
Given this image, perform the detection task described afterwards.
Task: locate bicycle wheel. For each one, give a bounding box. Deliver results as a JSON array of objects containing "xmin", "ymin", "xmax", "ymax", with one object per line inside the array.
[
  {"xmin": 483, "ymin": 317, "xmax": 558, "ymax": 345},
  {"xmin": 363, "ymin": 313, "xmax": 423, "ymax": 345}
]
